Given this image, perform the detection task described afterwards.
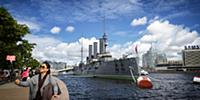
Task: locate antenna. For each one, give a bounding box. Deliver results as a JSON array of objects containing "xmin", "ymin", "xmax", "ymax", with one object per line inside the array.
[
  {"xmin": 102, "ymin": 11, "xmax": 108, "ymax": 53},
  {"xmin": 81, "ymin": 33, "xmax": 83, "ymax": 64},
  {"xmin": 103, "ymin": 11, "xmax": 106, "ymax": 34}
]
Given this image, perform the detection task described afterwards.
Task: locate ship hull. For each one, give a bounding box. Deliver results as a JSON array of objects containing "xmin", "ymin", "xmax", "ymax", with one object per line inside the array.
[{"xmin": 74, "ymin": 57, "xmax": 139, "ymax": 78}]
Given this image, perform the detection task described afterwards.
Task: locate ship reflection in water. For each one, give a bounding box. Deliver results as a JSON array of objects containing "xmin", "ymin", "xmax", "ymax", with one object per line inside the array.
[{"xmin": 58, "ymin": 73, "xmax": 200, "ymax": 100}]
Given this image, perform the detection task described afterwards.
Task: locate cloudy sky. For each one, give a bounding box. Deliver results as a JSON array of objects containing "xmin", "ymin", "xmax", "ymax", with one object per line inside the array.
[{"xmin": 1, "ymin": 0, "xmax": 200, "ymax": 65}]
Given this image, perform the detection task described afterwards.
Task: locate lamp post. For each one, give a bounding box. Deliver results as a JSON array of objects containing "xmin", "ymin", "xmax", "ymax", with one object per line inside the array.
[
  {"xmin": 6, "ymin": 55, "xmax": 15, "ymax": 81},
  {"xmin": 17, "ymin": 41, "xmax": 24, "ymax": 67}
]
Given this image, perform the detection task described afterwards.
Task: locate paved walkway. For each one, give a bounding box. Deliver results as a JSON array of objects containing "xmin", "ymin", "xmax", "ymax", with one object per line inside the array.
[{"xmin": 0, "ymin": 82, "xmax": 29, "ymax": 100}]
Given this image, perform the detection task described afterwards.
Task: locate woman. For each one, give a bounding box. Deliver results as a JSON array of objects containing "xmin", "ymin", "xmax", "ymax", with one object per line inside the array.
[
  {"xmin": 21, "ymin": 67, "xmax": 30, "ymax": 81},
  {"xmin": 15, "ymin": 61, "xmax": 59, "ymax": 100}
]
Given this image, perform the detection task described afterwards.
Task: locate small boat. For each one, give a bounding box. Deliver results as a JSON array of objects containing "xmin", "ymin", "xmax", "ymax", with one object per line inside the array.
[
  {"xmin": 193, "ymin": 76, "xmax": 200, "ymax": 84},
  {"xmin": 140, "ymin": 70, "xmax": 149, "ymax": 75},
  {"xmin": 137, "ymin": 75, "xmax": 153, "ymax": 89},
  {"xmin": 129, "ymin": 67, "xmax": 153, "ymax": 89}
]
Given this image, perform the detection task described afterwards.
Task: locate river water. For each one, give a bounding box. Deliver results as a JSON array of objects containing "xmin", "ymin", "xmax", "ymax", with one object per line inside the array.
[{"xmin": 58, "ymin": 73, "xmax": 200, "ymax": 100}]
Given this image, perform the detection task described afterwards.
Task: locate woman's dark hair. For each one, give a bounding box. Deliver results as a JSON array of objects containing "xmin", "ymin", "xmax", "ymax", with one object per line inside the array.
[{"xmin": 43, "ymin": 61, "xmax": 51, "ymax": 74}]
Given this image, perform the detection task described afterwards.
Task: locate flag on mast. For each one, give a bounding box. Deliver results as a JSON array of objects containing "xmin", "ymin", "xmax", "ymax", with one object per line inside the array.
[{"xmin": 135, "ymin": 45, "xmax": 138, "ymax": 54}]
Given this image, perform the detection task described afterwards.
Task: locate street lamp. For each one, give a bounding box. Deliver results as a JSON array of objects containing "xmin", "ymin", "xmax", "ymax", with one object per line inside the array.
[{"xmin": 17, "ymin": 41, "xmax": 24, "ymax": 64}]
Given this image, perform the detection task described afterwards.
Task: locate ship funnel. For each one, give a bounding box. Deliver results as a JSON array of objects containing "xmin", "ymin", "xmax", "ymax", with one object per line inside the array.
[
  {"xmin": 89, "ymin": 45, "xmax": 93, "ymax": 60},
  {"xmin": 93, "ymin": 42, "xmax": 98, "ymax": 59},
  {"xmin": 99, "ymin": 38, "xmax": 103, "ymax": 54}
]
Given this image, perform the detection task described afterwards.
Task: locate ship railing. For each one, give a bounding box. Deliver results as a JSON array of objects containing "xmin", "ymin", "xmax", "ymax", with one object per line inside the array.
[{"xmin": 129, "ymin": 66, "xmax": 137, "ymax": 83}]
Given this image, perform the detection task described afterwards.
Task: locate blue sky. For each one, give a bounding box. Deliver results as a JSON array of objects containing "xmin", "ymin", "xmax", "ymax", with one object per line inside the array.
[{"xmin": 1, "ymin": 0, "xmax": 200, "ymax": 64}]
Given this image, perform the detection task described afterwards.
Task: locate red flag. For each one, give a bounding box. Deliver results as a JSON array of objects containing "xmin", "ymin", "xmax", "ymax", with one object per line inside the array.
[{"xmin": 135, "ymin": 45, "xmax": 138, "ymax": 54}]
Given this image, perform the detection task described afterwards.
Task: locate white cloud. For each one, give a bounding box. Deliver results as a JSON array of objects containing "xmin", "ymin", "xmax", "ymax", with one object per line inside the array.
[
  {"xmin": 162, "ymin": 11, "xmax": 189, "ymax": 21},
  {"xmin": 18, "ymin": 20, "xmax": 40, "ymax": 32},
  {"xmin": 129, "ymin": 0, "xmax": 142, "ymax": 6},
  {"xmin": 24, "ymin": 34, "xmax": 98, "ymax": 65},
  {"xmin": 149, "ymin": 16, "xmax": 159, "ymax": 23},
  {"xmin": 138, "ymin": 30, "xmax": 144, "ymax": 35},
  {"xmin": 37, "ymin": 0, "xmax": 144, "ymax": 22},
  {"xmin": 24, "ymin": 20, "xmax": 199, "ymax": 65},
  {"xmin": 138, "ymin": 20, "xmax": 199, "ymax": 60},
  {"xmin": 50, "ymin": 26, "xmax": 61, "ymax": 34},
  {"xmin": 66, "ymin": 26, "xmax": 75, "ymax": 32},
  {"xmin": 113, "ymin": 31, "xmax": 127, "ymax": 36},
  {"xmin": 140, "ymin": 35, "xmax": 156, "ymax": 43},
  {"xmin": 109, "ymin": 41, "xmax": 136, "ymax": 59},
  {"xmin": 192, "ymin": 37, "xmax": 200, "ymax": 45},
  {"xmin": 109, "ymin": 19, "xmax": 199, "ymax": 65},
  {"xmin": 131, "ymin": 16, "xmax": 147, "ymax": 26}
]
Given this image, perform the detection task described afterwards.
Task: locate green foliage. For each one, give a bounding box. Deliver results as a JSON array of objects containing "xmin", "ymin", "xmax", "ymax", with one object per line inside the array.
[{"xmin": 0, "ymin": 7, "xmax": 39, "ymax": 69}]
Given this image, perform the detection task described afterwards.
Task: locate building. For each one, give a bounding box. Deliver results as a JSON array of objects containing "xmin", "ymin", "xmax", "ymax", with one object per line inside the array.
[
  {"xmin": 155, "ymin": 60, "xmax": 183, "ymax": 71},
  {"xmin": 182, "ymin": 45, "xmax": 200, "ymax": 68},
  {"xmin": 143, "ymin": 45, "xmax": 200, "ymax": 71},
  {"xmin": 142, "ymin": 46, "xmax": 157, "ymax": 68},
  {"xmin": 49, "ymin": 61, "xmax": 67, "ymax": 70},
  {"xmin": 155, "ymin": 53, "xmax": 167, "ymax": 65}
]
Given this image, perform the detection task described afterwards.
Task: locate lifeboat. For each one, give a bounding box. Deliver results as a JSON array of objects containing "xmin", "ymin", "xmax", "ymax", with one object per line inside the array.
[
  {"xmin": 193, "ymin": 76, "xmax": 200, "ymax": 84},
  {"xmin": 137, "ymin": 76, "xmax": 153, "ymax": 89},
  {"xmin": 140, "ymin": 70, "xmax": 149, "ymax": 75}
]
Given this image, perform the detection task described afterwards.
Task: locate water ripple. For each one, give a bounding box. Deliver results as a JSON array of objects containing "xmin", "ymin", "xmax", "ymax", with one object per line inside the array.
[{"xmin": 58, "ymin": 73, "xmax": 200, "ymax": 100}]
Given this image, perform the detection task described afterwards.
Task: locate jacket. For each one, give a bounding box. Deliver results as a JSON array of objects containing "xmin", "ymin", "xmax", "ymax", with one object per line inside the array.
[{"xmin": 18, "ymin": 74, "xmax": 58, "ymax": 100}]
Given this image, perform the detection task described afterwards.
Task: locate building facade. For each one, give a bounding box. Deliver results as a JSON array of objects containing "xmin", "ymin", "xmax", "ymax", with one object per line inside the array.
[
  {"xmin": 182, "ymin": 45, "xmax": 200, "ymax": 67},
  {"xmin": 142, "ymin": 46, "xmax": 157, "ymax": 68}
]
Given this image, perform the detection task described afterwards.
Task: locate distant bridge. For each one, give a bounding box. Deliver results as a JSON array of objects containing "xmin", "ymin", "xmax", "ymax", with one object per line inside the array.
[{"xmin": 56, "ymin": 67, "xmax": 74, "ymax": 72}]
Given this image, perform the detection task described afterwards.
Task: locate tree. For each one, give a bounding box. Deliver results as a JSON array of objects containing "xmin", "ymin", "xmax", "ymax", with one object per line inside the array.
[{"xmin": 0, "ymin": 7, "xmax": 39, "ymax": 69}]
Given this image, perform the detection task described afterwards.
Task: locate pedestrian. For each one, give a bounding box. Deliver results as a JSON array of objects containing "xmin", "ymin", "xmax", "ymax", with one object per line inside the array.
[
  {"xmin": 0, "ymin": 69, "xmax": 3, "ymax": 81},
  {"xmin": 3, "ymin": 69, "xmax": 10, "ymax": 81},
  {"xmin": 15, "ymin": 61, "xmax": 59, "ymax": 100},
  {"xmin": 21, "ymin": 67, "xmax": 30, "ymax": 81}
]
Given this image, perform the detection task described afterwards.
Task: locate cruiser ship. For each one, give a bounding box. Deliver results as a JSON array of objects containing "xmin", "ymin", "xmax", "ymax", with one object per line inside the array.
[{"xmin": 74, "ymin": 33, "xmax": 139, "ymax": 79}]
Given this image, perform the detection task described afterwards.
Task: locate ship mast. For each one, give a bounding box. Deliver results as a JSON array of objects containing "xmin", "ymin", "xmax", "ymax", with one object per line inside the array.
[
  {"xmin": 103, "ymin": 12, "xmax": 106, "ymax": 35},
  {"xmin": 80, "ymin": 33, "xmax": 83, "ymax": 64},
  {"xmin": 102, "ymin": 12, "xmax": 108, "ymax": 53}
]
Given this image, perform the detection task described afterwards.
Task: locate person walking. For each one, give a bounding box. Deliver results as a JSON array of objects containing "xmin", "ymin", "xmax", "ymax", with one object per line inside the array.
[{"xmin": 15, "ymin": 61, "xmax": 59, "ymax": 100}]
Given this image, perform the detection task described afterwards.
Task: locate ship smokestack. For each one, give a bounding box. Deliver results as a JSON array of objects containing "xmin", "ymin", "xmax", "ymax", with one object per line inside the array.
[
  {"xmin": 99, "ymin": 38, "xmax": 104, "ymax": 54},
  {"xmin": 93, "ymin": 42, "xmax": 98, "ymax": 59},
  {"xmin": 89, "ymin": 45, "xmax": 93, "ymax": 60},
  {"xmin": 103, "ymin": 33, "xmax": 108, "ymax": 53}
]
